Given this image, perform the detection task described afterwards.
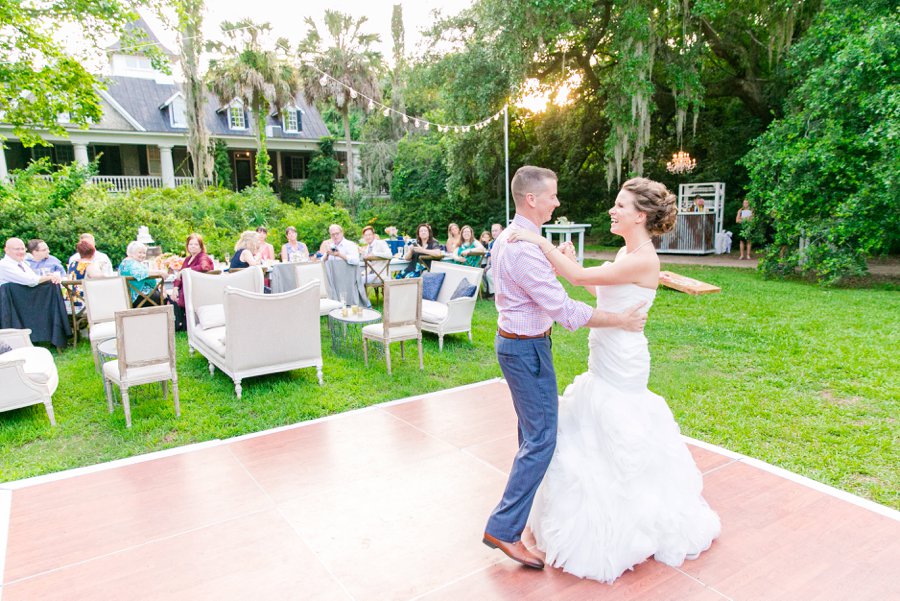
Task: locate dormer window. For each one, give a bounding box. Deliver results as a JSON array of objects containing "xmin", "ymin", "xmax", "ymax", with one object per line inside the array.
[
  {"xmin": 170, "ymin": 96, "xmax": 187, "ymax": 128},
  {"xmin": 282, "ymin": 107, "xmax": 301, "ymax": 133},
  {"xmin": 124, "ymin": 55, "xmax": 153, "ymax": 71},
  {"xmin": 228, "ymin": 105, "xmax": 247, "ymax": 130}
]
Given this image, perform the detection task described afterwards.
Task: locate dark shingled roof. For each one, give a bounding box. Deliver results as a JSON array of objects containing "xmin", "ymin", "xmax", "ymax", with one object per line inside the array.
[{"xmin": 103, "ymin": 76, "xmax": 330, "ymax": 140}]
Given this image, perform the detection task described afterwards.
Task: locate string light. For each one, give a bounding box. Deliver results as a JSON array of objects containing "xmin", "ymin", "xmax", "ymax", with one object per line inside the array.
[{"xmin": 309, "ymin": 64, "xmax": 507, "ymax": 133}]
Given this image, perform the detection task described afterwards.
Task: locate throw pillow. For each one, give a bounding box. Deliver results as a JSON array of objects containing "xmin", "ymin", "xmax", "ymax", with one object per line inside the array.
[
  {"xmin": 421, "ymin": 271, "xmax": 445, "ymax": 301},
  {"xmin": 0, "ymin": 341, "xmax": 12, "ymax": 355},
  {"xmin": 450, "ymin": 277, "xmax": 478, "ymax": 300},
  {"xmin": 196, "ymin": 304, "xmax": 226, "ymax": 330}
]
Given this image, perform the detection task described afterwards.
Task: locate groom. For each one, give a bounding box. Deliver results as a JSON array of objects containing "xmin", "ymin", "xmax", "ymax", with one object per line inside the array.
[{"xmin": 483, "ymin": 166, "xmax": 647, "ymax": 569}]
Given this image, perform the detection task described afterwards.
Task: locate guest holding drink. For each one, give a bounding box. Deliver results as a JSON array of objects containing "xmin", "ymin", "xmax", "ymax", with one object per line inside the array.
[{"xmin": 169, "ymin": 233, "xmax": 214, "ymax": 330}]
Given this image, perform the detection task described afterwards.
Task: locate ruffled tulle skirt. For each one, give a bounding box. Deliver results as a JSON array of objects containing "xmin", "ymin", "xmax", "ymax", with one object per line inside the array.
[{"xmin": 528, "ymin": 370, "xmax": 721, "ymax": 583}]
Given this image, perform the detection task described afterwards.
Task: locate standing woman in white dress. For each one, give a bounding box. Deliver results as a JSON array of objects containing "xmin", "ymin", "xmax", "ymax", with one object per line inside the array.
[{"xmin": 509, "ymin": 177, "xmax": 720, "ymax": 583}]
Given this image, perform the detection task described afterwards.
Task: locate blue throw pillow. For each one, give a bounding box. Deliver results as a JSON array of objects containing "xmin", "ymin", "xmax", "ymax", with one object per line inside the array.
[
  {"xmin": 450, "ymin": 277, "xmax": 478, "ymax": 300},
  {"xmin": 421, "ymin": 271, "xmax": 445, "ymax": 301},
  {"xmin": 0, "ymin": 341, "xmax": 12, "ymax": 355}
]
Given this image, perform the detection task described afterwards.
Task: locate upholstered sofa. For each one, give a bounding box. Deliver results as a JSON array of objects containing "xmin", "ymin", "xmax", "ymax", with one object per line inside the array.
[
  {"xmin": 0, "ymin": 328, "xmax": 58, "ymax": 425},
  {"xmin": 184, "ymin": 268, "xmax": 323, "ymax": 398},
  {"xmin": 420, "ymin": 262, "xmax": 484, "ymax": 351}
]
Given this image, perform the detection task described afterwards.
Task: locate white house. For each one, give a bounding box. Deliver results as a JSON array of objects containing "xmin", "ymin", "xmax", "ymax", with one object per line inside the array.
[{"xmin": 0, "ymin": 17, "xmax": 359, "ymax": 192}]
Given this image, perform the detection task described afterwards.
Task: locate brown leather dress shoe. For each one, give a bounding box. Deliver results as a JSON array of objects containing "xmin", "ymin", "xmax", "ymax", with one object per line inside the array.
[{"xmin": 483, "ymin": 532, "xmax": 545, "ymax": 569}]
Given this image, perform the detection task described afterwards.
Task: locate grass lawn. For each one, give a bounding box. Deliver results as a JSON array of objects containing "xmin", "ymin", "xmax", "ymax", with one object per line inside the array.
[{"xmin": 1, "ymin": 264, "xmax": 897, "ymax": 510}]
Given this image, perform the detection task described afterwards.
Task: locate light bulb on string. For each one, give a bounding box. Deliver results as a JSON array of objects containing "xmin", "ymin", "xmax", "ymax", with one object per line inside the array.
[
  {"xmin": 367, "ymin": 99, "xmax": 374, "ymax": 111},
  {"xmin": 402, "ymin": 115, "xmax": 409, "ymax": 124},
  {"xmin": 383, "ymin": 108, "xmax": 390, "ymax": 117},
  {"xmin": 424, "ymin": 123, "xmax": 430, "ymax": 131},
  {"xmin": 319, "ymin": 75, "xmax": 328, "ymax": 86},
  {"xmin": 414, "ymin": 119, "xmax": 420, "ymax": 128},
  {"xmin": 350, "ymin": 89, "xmax": 358, "ymax": 99}
]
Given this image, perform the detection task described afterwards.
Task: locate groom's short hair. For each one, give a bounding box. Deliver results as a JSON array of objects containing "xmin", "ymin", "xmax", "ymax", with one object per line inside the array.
[{"xmin": 511, "ymin": 166, "xmax": 557, "ymax": 204}]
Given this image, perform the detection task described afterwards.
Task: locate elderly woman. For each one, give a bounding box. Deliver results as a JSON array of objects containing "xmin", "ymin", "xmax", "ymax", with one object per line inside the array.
[
  {"xmin": 118, "ymin": 241, "xmax": 167, "ymax": 307},
  {"xmin": 280, "ymin": 226, "xmax": 309, "ymax": 263},
  {"xmin": 230, "ymin": 230, "xmax": 262, "ymax": 270},
  {"xmin": 169, "ymin": 233, "xmax": 214, "ymax": 330},
  {"xmin": 26, "ymin": 239, "xmax": 66, "ymax": 277}
]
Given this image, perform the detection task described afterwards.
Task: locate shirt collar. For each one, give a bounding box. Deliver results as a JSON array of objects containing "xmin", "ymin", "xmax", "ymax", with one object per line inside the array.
[{"xmin": 512, "ymin": 214, "xmax": 541, "ymax": 234}]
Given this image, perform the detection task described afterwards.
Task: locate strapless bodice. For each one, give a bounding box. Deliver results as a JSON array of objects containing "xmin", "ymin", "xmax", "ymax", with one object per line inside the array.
[{"xmin": 588, "ymin": 284, "xmax": 657, "ymax": 390}]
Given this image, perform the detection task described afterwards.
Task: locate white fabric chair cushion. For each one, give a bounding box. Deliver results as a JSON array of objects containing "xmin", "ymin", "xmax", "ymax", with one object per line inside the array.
[
  {"xmin": 196, "ymin": 304, "xmax": 226, "ymax": 330},
  {"xmin": 103, "ymin": 360, "xmax": 173, "ymax": 384},
  {"xmin": 320, "ymin": 298, "xmax": 343, "ymax": 315},
  {"xmin": 421, "ymin": 299, "xmax": 448, "ymax": 324},
  {"xmin": 195, "ymin": 326, "xmax": 227, "ymax": 356},
  {"xmin": 89, "ymin": 321, "xmax": 116, "ymax": 342},
  {"xmin": 0, "ymin": 347, "xmax": 59, "ymax": 394},
  {"xmin": 362, "ymin": 323, "xmax": 419, "ymax": 339}
]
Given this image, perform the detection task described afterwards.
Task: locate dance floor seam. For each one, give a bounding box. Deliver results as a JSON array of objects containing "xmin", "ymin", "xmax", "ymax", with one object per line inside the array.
[{"xmin": 2, "ymin": 379, "xmax": 898, "ymax": 601}]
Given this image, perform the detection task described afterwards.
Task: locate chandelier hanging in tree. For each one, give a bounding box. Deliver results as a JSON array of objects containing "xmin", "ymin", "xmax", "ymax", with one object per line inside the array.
[{"xmin": 666, "ymin": 150, "xmax": 697, "ymax": 174}]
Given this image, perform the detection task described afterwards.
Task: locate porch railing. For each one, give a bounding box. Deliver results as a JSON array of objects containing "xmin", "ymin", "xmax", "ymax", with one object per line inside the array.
[{"xmin": 5, "ymin": 174, "xmax": 211, "ymax": 191}]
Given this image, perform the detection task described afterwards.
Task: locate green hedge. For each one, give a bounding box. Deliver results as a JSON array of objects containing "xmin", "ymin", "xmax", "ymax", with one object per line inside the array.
[{"xmin": 0, "ymin": 165, "xmax": 355, "ymax": 265}]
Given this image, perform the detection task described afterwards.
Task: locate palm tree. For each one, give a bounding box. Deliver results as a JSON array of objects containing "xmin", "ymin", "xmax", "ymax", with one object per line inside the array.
[
  {"xmin": 206, "ymin": 20, "xmax": 299, "ymax": 189},
  {"xmin": 298, "ymin": 10, "xmax": 384, "ymax": 196}
]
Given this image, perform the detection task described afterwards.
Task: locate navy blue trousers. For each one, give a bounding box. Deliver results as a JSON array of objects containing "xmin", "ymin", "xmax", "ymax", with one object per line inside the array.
[{"xmin": 485, "ymin": 335, "xmax": 558, "ymax": 542}]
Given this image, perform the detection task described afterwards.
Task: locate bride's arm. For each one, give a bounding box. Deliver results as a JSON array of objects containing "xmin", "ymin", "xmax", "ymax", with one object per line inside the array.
[{"xmin": 511, "ymin": 230, "xmax": 642, "ymax": 287}]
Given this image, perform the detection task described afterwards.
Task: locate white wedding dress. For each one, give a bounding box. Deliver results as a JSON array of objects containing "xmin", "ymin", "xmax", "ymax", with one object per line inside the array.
[{"xmin": 528, "ymin": 283, "xmax": 720, "ymax": 583}]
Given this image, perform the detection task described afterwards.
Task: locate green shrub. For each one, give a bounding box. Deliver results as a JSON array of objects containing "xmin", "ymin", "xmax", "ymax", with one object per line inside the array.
[{"xmin": 0, "ymin": 175, "xmax": 355, "ymax": 265}]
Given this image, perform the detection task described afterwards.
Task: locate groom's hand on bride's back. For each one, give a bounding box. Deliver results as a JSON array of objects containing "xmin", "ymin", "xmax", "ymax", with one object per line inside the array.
[
  {"xmin": 619, "ymin": 302, "xmax": 648, "ymax": 331},
  {"xmin": 587, "ymin": 302, "xmax": 647, "ymax": 331}
]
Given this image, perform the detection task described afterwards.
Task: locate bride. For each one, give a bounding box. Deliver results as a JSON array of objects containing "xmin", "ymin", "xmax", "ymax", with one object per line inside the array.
[{"xmin": 509, "ymin": 177, "xmax": 720, "ymax": 583}]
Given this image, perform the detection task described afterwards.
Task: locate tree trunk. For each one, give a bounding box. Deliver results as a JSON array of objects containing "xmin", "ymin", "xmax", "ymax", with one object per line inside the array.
[
  {"xmin": 342, "ymin": 106, "xmax": 355, "ymax": 195},
  {"xmin": 178, "ymin": 0, "xmax": 210, "ymax": 189}
]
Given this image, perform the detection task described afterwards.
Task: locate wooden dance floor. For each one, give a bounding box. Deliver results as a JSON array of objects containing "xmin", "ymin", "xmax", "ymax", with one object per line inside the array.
[{"xmin": 2, "ymin": 379, "xmax": 898, "ymax": 600}]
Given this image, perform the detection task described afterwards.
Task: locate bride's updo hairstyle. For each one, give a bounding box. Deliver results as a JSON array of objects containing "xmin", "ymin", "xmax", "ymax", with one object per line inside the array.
[{"xmin": 621, "ymin": 177, "xmax": 678, "ymax": 235}]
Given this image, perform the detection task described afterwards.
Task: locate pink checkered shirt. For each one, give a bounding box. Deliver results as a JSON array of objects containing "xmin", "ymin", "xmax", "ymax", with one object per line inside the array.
[{"xmin": 493, "ymin": 214, "xmax": 593, "ymax": 336}]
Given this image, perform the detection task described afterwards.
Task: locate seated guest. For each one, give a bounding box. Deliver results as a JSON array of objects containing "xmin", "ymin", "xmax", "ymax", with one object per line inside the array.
[
  {"xmin": 230, "ymin": 231, "xmax": 262, "ymax": 269},
  {"xmin": 281, "ymin": 226, "xmax": 309, "ymax": 263},
  {"xmin": 479, "ymin": 230, "xmax": 492, "ymax": 248},
  {"xmin": 256, "ymin": 226, "xmax": 276, "ymax": 262},
  {"xmin": 452, "ymin": 225, "xmax": 486, "ymax": 268},
  {"xmin": 0, "ymin": 238, "xmax": 62, "ymax": 286},
  {"xmin": 319, "ymin": 224, "xmax": 360, "ymax": 267},
  {"xmin": 484, "ymin": 222, "xmax": 504, "ymax": 297},
  {"xmin": 169, "ymin": 233, "xmax": 214, "ymax": 331},
  {"xmin": 360, "ymin": 225, "xmax": 392, "ymax": 285},
  {"xmin": 118, "ymin": 241, "xmax": 166, "ymax": 307},
  {"xmin": 66, "ymin": 240, "xmax": 106, "ymax": 280},
  {"xmin": 67, "ymin": 233, "xmax": 113, "ymax": 275},
  {"xmin": 360, "ymin": 226, "xmax": 391, "ymax": 260},
  {"xmin": 445, "ymin": 223, "xmax": 462, "ymax": 254},
  {"xmin": 401, "ymin": 223, "xmax": 443, "ymax": 276},
  {"xmin": 25, "ymin": 239, "xmax": 66, "ymax": 277}
]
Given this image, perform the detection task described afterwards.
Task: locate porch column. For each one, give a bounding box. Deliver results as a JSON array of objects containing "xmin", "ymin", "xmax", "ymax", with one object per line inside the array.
[
  {"xmin": 0, "ymin": 144, "xmax": 8, "ymax": 182},
  {"xmin": 275, "ymin": 150, "xmax": 282, "ymax": 181},
  {"xmin": 73, "ymin": 142, "xmax": 89, "ymax": 166},
  {"xmin": 158, "ymin": 144, "xmax": 175, "ymax": 188}
]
